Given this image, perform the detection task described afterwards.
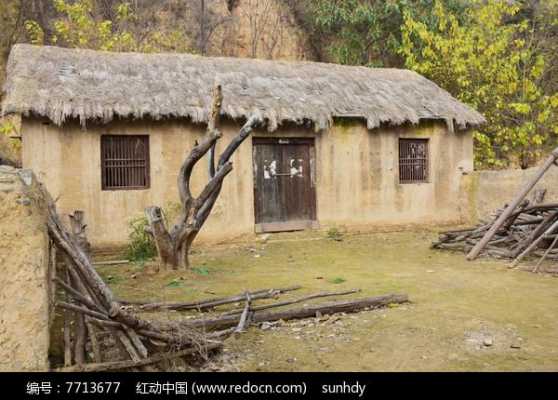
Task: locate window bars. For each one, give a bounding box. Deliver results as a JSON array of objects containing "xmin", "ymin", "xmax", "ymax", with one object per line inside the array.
[
  {"xmin": 101, "ymin": 135, "xmax": 150, "ymax": 190},
  {"xmin": 399, "ymin": 138, "xmax": 429, "ymax": 184}
]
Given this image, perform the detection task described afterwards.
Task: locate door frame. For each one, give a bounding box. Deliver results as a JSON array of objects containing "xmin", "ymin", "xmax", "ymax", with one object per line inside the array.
[{"xmin": 252, "ymin": 137, "xmax": 318, "ymax": 233}]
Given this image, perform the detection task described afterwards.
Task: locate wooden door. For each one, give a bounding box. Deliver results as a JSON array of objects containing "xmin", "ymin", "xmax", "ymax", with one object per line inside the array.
[{"xmin": 253, "ymin": 138, "xmax": 317, "ymax": 232}]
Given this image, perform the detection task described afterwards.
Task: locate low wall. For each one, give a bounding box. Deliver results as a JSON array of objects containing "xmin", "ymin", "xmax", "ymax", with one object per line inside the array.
[
  {"xmin": 462, "ymin": 165, "xmax": 558, "ymax": 223},
  {"xmin": 0, "ymin": 166, "xmax": 54, "ymax": 371}
]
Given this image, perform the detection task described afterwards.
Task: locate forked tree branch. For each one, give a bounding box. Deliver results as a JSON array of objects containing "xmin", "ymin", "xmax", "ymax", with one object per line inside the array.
[{"xmin": 146, "ymin": 84, "xmax": 262, "ymax": 269}]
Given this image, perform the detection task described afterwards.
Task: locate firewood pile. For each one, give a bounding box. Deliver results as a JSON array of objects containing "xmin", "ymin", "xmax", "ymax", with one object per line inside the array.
[
  {"xmin": 46, "ymin": 187, "xmax": 409, "ymax": 372},
  {"xmin": 433, "ymin": 147, "xmax": 558, "ymax": 273}
]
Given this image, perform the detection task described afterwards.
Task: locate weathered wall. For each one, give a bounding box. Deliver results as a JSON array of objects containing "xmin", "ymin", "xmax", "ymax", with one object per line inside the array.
[
  {"xmin": 21, "ymin": 117, "xmax": 472, "ymax": 248},
  {"xmin": 0, "ymin": 166, "xmax": 53, "ymax": 371},
  {"xmin": 462, "ymin": 165, "xmax": 558, "ymax": 223}
]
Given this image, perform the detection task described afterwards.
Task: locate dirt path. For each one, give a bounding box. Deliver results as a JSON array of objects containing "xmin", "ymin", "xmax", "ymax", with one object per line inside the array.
[{"xmin": 97, "ymin": 230, "xmax": 558, "ymax": 371}]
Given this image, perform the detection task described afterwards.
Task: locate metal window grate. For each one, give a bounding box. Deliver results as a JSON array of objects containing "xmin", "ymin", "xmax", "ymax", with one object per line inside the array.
[
  {"xmin": 399, "ymin": 138, "xmax": 429, "ymax": 184},
  {"xmin": 101, "ymin": 135, "xmax": 150, "ymax": 190}
]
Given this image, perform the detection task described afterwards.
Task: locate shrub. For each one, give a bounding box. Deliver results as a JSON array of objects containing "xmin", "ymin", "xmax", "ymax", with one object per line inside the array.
[
  {"xmin": 126, "ymin": 215, "xmax": 157, "ymax": 262},
  {"xmin": 126, "ymin": 202, "xmax": 182, "ymax": 262},
  {"xmin": 326, "ymin": 227, "xmax": 344, "ymax": 241}
]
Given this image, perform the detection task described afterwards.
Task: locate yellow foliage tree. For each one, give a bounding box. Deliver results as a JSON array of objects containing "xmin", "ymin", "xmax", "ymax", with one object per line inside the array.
[
  {"xmin": 25, "ymin": 0, "xmax": 193, "ymax": 53},
  {"xmin": 401, "ymin": 0, "xmax": 558, "ymax": 168}
]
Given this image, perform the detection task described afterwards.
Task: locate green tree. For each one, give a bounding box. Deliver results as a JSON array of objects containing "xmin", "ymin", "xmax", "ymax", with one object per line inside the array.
[
  {"xmin": 308, "ymin": 0, "xmax": 466, "ymax": 67},
  {"xmin": 401, "ymin": 0, "xmax": 558, "ymax": 168}
]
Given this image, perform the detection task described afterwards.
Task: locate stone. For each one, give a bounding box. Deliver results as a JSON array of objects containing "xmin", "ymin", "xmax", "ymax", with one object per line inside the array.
[{"xmin": 483, "ymin": 337, "xmax": 494, "ymax": 347}]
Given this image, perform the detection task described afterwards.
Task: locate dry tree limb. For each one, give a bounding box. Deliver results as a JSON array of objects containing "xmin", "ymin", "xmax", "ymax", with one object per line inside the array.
[
  {"xmin": 467, "ymin": 147, "xmax": 558, "ymax": 260},
  {"xmin": 73, "ymin": 312, "xmax": 87, "ymax": 365},
  {"xmin": 68, "ymin": 210, "xmax": 91, "ymax": 259},
  {"xmin": 534, "ymin": 234, "xmax": 558, "ymax": 273},
  {"xmin": 85, "ymin": 318, "xmax": 102, "ymax": 363},
  {"xmin": 234, "ymin": 292, "xmax": 252, "ymax": 333},
  {"xmin": 511, "ymin": 219, "xmax": 558, "ymax": 267},
  {"xmin": 184, "ymin": 294, "xmax": 409, "ymax": 331},
  {"xmin": 57, "ymin": 301, "xmax": 110, "ymax": 321},
  {"xmin": 55, "ymin": 343, "xmax": 223, "ymax": 373},
  {"xmin": 54, "ymin": 277, "xmax": 105, "ymax": 314},
  {"xmin": 223, "ymin": 288, "xmax": 361, "ymax": 316},
  {"xmin": 126, "ymin": 286, "xmax": 302, "ymax": 311},
  {"xmin": 63, "ymin": 309, "xmax": 72, "ymax": 367}
]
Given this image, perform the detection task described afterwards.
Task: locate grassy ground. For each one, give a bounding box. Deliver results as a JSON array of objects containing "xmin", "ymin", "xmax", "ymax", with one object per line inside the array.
[{"xmin": 96, "ymin": 229, "xmax": 558, "ymax": 371}]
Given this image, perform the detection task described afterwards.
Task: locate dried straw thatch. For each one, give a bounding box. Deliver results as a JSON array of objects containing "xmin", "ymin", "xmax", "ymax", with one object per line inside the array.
[{"xmin": 2, "ymin": 44, "xmax": 484, "ymax": 131}]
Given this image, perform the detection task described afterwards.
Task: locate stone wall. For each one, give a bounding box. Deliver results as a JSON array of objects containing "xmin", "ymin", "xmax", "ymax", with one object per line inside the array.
[{"xmin": 0, "ymin": 166, "xmax": 53, "ymax": 371}]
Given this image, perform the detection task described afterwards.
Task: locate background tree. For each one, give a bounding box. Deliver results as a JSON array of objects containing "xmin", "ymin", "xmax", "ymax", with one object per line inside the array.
[
  {"xmin": 305, "ymin": 0, "xmax": 467, "ymax": 67},
  {"xmin": 24, "ymin": 0, "xmax": 193, "ymax": 52},
  {"xmin": 401, "ymin": 0, "xmax": 558, "ymax": 169}
]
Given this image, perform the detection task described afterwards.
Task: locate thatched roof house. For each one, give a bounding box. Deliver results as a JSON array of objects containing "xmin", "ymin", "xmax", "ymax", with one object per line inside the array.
[
  {"xmin": 2, "ymin": 44, "xmax": 483, "ymax": 246},
  {"xmin": 3, "ymin": 44, "xmax": 483, "ymax": 130}
]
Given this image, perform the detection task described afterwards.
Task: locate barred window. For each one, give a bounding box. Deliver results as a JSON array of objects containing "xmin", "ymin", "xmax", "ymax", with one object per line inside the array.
[
  {"xmin": 399, "ymin": 138, "xmax": 429, "ymax": 184},
  {"xmin": 101, "ymin": 135, "xmax": 150, "ymax": 190}
]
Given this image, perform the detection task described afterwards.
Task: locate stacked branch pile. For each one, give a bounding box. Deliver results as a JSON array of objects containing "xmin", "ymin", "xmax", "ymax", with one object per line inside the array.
[{"xmin": 433, "ymin": 147, "xmax": 558, "ymax": 272}]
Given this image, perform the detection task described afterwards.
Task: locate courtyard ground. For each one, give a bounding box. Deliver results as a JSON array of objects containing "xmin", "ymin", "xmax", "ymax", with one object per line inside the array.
[{"xmin": 96, "ymin": 229, "xmax": 558, "ymax": 371}]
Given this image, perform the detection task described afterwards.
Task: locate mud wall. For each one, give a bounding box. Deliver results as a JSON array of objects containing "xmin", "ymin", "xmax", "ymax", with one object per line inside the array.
[
  {"xmin": 462, "ymin": 165, "xmax": 558, "ymax": 223},
  {"xmin": 0, "ymin": 166, "xmax": 53, "ymax": 371},
  {"xmin": 21, "ymin": 117, "xmax": 472, "ymax": 248}
]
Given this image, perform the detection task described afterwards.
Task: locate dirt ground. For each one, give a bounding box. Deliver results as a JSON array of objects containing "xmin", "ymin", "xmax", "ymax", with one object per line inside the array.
[{"xmin": 96, "ymin": 229, "xmax": 558, "ymax": 372}]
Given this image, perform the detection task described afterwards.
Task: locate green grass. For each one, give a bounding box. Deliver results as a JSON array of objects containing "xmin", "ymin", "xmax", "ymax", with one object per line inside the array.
[{"xmin": 96, "ymin": 229, "xmax": 558, "ymax": 371}]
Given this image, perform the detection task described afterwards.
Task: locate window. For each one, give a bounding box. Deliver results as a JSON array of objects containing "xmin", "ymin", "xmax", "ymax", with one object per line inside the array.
[
  {"xmin": 101, "ymin": 135, "xmax": 150, "ymax": 190},
  {"xmin": 399, "ymin": 138, "xmax": 429, "ymax": 184}
]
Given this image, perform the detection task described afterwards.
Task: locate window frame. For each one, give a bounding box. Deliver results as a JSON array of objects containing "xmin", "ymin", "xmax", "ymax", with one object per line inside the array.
[
  {"xmin": 398, "ymin": 138, "xmax": 430, "ymax": 184},
  {"xmin": 100, "ymin": 134, "xmax": 151, "ymax": 191}
]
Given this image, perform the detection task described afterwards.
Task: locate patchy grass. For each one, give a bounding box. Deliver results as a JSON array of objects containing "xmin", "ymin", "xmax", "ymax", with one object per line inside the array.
[{"xmin": 96, "ymin": 229, "xmax": 558, "ymax": 371}]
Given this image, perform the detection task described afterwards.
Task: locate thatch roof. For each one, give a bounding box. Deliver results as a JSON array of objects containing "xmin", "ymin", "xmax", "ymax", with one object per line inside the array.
[{"xmin": 1, "ymin": 44, "xmax": 484, "ymax": 131}]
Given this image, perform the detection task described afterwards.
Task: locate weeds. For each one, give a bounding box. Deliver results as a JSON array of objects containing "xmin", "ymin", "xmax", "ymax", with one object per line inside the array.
[{"xmin": 326, "ymin": 227, "xmax": 344, "ymax": 241}]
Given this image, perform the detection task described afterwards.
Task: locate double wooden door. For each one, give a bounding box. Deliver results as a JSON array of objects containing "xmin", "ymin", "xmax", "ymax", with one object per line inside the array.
[{"xmin": 253, "ymin": 138, "xmax": 317, "ymax": 232}]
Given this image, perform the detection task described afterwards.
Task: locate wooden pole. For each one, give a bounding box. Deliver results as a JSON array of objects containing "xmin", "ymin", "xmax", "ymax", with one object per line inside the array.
[
  {"xmin": 466, "ymin": 147, "xmax": 558, "ymax": 260},
  {"xmin": 55, "ymin": 343, "xmax": 222, "ymax": 373},
  {"xmin": 510, "ymin": 218, "xmax": 558, "ymax": 267}
]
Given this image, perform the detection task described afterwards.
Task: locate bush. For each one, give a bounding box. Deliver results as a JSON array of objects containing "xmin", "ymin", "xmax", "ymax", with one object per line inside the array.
[
  {"xmin": 126, "ymin": 202, "xmax": 182, "ymax": 262},
  {"xmin": 326, "ymin": 227, "xmax": 344, "ymax": 241},
  {"xmin": 126, "ymin": 215, "xmax": 157, "ymax": 262}
]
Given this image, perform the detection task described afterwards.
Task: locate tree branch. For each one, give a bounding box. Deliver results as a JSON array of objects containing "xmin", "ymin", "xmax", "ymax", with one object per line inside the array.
[{"xmin": 218, "ymin": 114, "xmax": 262, "ymax": 167}]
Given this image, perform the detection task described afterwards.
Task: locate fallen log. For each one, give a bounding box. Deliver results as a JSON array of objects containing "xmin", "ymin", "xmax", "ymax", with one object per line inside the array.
[
  {"xmin": 184, "ymin": 294, "xmax": 409, "ymax": 331},
  {"xmin": 222, "ymin": 288, "xmax": 361, "ymax": 316}
]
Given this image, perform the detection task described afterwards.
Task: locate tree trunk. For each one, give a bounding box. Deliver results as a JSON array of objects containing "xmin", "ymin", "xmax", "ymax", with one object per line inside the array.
[{"xmin": 145, "ymin": 84, "xmax": 261, "ymax": 270}]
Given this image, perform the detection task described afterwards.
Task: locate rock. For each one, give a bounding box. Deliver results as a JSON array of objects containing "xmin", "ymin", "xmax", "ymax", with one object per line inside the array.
[
  {"xmin": 510, "ymin": 338, "xmax": 523, "ymax": 349},
  {"xmin": 483, "ymin": 337, "xmax": 493, "ymax": 347}
]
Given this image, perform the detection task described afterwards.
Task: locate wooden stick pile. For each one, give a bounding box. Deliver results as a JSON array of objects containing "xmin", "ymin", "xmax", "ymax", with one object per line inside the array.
[
  {"xmin": 433, "ymin": 200, "xmax": 558, "ymax": 264},
  {"xmin": 47, "ymin": 199, "xmax": 222, "ymax": 372}
]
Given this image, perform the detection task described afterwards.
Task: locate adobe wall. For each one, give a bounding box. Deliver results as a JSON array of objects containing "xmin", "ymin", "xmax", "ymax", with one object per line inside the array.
[
  {"xmin": 21, "ymin": 117, "xmax": 473, "ymax": 248},
  {"xmin": 0, "ymin": 166, "xmax": 53, "ymax": 371},
  {"xmin": 462, "ymin": 165, "xmax": 558, "ymax": 223}
]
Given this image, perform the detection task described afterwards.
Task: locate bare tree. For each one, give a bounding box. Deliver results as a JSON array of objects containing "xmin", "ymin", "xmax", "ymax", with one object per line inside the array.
[
  {"xmin": 190, "ymin": 0, "xmax": 231, "ymax": 55},
  {"xmin": 145, "ymin": 85, "xmax": 261, "ymax": 269}
]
